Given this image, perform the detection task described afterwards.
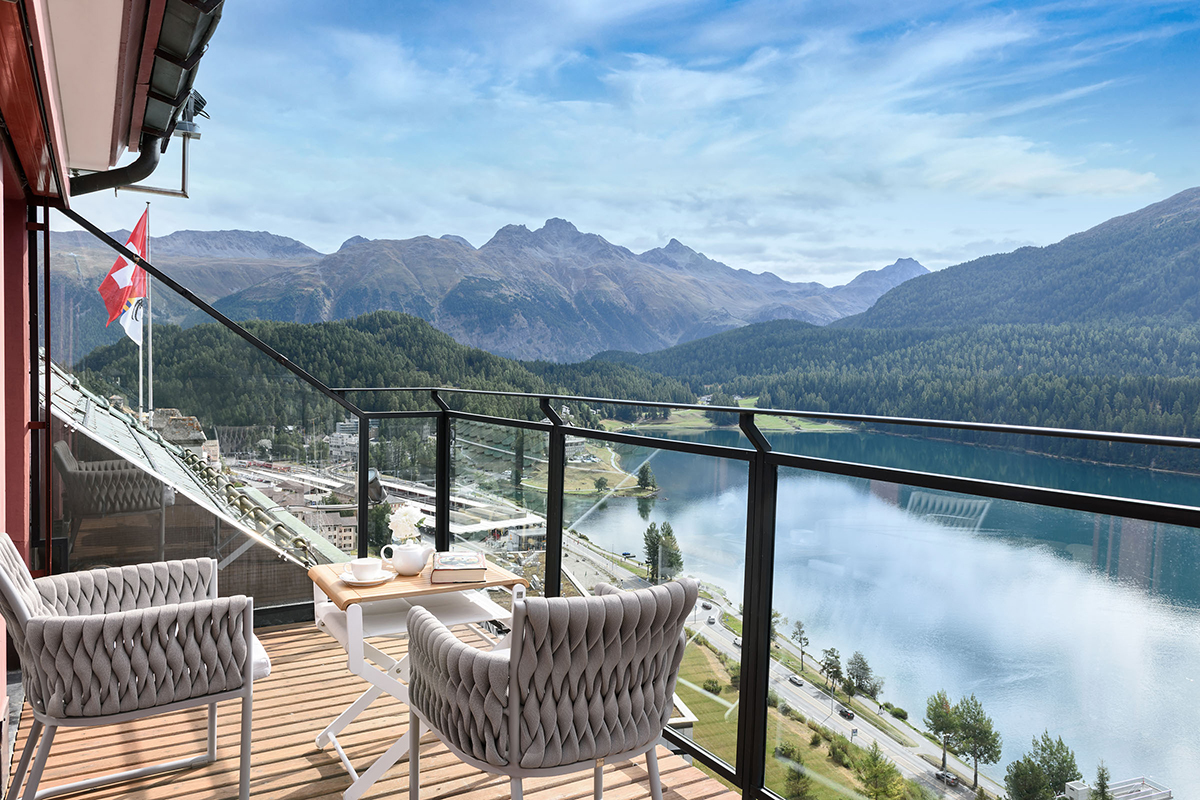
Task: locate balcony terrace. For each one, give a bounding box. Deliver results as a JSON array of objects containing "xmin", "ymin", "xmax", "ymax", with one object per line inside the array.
[
  {"xmin": 7, "ymin": 622, "xmax": 732, "ymax": 800},
  {"xmin": 3, "ymin": 3, "xmax": 1195, "ymax": 800},
  {"xmin": 9, "ymin": 215, "xmax": 1198, "ymax": 800}
]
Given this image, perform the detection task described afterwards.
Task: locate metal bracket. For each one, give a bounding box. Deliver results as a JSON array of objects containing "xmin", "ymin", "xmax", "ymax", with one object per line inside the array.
[
  {"xmin": 540, "ymin": 398, "xmax": 564, "ymax": 426},
  {"xmin": 739, "ymin": 411, "xmax": 771, "ymax": 453}
]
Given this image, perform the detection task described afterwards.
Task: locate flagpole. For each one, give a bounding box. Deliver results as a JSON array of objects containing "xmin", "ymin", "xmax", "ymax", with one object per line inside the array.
[{"xmin": 146, "ymin": 201, "xmax": 153, "ymax": 423}]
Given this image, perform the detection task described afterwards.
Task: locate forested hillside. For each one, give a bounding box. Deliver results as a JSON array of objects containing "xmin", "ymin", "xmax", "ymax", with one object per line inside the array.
[
  {"xmin": 596, "ymin": 320, "xmax": 1200, "ymax": 438},
  {"xmin": 74, "ymin": 311, "xmax": 693, "ymax": 430},
  {"xmin": 842, "ymin": 187, "xmax": 1200, "ymax": 328}
]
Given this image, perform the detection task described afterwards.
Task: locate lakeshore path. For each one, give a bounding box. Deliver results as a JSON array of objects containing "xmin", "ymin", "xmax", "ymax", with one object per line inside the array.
[{"xmin": 558, "ymin": 531, "xmax": 1006, "ymax": 798}]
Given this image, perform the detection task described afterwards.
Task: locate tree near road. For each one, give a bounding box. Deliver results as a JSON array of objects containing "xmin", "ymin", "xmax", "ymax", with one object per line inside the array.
[
  {"xmin": 643, "ymin": 521, "xmax": 683, "ymax": 582},
  {"xmin": 1005, "ymin": 755, "xmax": 1052, "ymax": 800},
  {"xmin": 593, "ymin": 476, "xmax": 608, "ymax": 493},
  {"xmin": 954, "ymin": 694, "xmax": 1002, "ymax": 790},
  {"xmin": 771, "ymin": 609, "xmax": 786, "ymax": 645},
  {"xmin": 790, "ymin": 620, "xmax": 809, "ymax": 669},
  {"xmin": 784, "ymin": 765, "xmax": 814, "ymax": 800},
  {"xmin": 924, "ymin": 690, "xmax": 957, "ymax": 770},
  {"xmin": 854, "ymin": 741, "xmax": 903, "ymax": 800},
  {"xmin": 643, "ymin": 523, "xmax": 661, "ymax": 581},
  {"xmin": 658, "ymin": 522, "xmax": 684, "ymax": 580},
  {"xmin": 1093, "ymin": 762, "xmax": 1113, "ymax": 800},
  {"xmin": 819, "ymin": 647, "xmax": 842, "ymax": 688},
  {"xmin": 1029, "ymin": 730, "xmax": 1081, "ymax": 796},
  {"xmin": 847, "ymin": 651, "xmax": 875, "ymax": 696}
]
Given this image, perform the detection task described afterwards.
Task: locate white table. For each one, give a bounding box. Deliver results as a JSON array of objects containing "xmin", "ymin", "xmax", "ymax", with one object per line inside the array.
[{"xmin": 309, "ymin": 560, "xmax": 528, "ymax": 800}]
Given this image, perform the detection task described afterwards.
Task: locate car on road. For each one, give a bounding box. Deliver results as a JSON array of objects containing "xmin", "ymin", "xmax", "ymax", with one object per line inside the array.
[
  {"xmin": 837, "ymin": 706, "xmax": 855, "ymax": 720},
  {"xmin": 788, "ymin": 674, "xmax": 803, "ymax": 687},
  {"xmin": 701, "ymin": 601, "xmax": 712, "ymax": 610},
  {"xmin": 934, "ymin": 770, "xmax": 958, "ymax": 787},
  {"xmin": 620, "ymin": 551, "xmax": 632, "ymax": 558},
  {"xmin": 732, "ymin": 637, "xmax": 741, "ymax": 648},
  {"xmin": 707, "ymin": 615, "xmax": 716, "ymax": 624}
]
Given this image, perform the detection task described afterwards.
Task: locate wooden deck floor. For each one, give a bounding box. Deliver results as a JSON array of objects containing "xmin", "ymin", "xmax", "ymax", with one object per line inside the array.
[{"xmin": 7, "ymin": 623, "xmax": 737, "ymax": 800}]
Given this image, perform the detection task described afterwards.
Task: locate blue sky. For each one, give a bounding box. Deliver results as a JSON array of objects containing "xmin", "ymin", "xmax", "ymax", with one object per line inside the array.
[{"xmin": 67, "ymin": 1, "xmax": 1200, "ymax": 285}]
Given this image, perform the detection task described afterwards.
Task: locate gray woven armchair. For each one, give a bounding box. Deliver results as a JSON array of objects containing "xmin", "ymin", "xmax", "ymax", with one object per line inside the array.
[
  {"xmin": 0, "ymin": 533, "xmax": 270, "ymax": 800},
  {"xmin": 52, "ymin": 441, "xmax": 173, "ymax": 557},
  {"xmin": 406, "ymin": 577, "xmax": 698, "ymax": 800}
]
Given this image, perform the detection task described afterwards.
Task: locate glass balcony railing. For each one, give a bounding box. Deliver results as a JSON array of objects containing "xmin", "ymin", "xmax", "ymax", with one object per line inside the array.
[{"xmin": 38, "ymin": 208, "xmax": 1200, "ymax": 798}]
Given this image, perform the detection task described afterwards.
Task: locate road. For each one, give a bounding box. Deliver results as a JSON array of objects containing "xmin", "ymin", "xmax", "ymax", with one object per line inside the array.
[
  {"xmin": 698, "ymin": 595, "xmax": 1004, "ymax": 797},
  {"xmin": 552, "ymin": 532, "xmax": 1004, "ymax": 797}
]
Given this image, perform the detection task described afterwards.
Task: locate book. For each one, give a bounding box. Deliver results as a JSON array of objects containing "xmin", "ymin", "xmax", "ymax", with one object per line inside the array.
[{"xmin": 430, "ymin": 550, "xmax": 487, "ymax": 583}]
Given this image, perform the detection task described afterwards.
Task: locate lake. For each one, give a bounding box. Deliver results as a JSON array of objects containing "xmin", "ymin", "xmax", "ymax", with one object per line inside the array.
[{"xmin": 563, "ymin": 429, "xmax": 1200, "ymax": 791}]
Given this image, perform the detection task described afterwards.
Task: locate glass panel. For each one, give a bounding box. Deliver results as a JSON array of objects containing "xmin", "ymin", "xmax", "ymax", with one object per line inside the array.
[
  {"xmin": 767, "ymin": 465, "xmax": 1200, "ymax": 797},
  {"xmin": 594, "ymin": 400, "xmax": 758, "ymax": 450},
  {"xmin": 45, "ymin": 264, "xmax": 355, "ymax": 607},
  {"xmin": 452, "ymin": 418, "xmax": 550, "ymax": 595},
  {"xmin": 567, "ymin": 440, "xmax": 749, "ymax": 777},
  {"xmin": 772, "ymin": 420, "xmax": 1200, "ymax": 508}
]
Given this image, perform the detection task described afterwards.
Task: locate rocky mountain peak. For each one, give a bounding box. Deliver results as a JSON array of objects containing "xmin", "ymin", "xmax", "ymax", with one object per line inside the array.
[
  {"xmin": 482, "ymin": 224, "xmax": 533, "ymax": 248},
  {"xmin": 540, "ymin": 218, "xmax": 580, "ymax": 236},
  {"xmin": 339, "ymin": 236, "xmax": 371, "ymax": 251},
  {"xmin": 881, "ymin": 257, "xmax": 929, "ymax": 279},
  {"xmin": 150, "ymin": 229, "xmax": 321, "ymax": 260},
  {"xmin": 439, "ymin": 234, "xmax": 474, "ymax": 248},
  {"xmin": 841, "ymin": 258, "xmax": 929, "ymax": 291}
]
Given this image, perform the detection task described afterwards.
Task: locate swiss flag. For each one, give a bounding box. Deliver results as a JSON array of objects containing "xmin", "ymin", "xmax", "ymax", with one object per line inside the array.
[{"xmin": 97, "ymin": 210, "xmax": 148, "ymax": 345}]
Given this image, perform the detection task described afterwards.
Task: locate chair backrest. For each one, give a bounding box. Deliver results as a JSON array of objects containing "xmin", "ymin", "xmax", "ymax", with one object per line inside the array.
[
  {"xmin": 52, "ymin": 441, "xmax": 164, "ymax": 516},
  {"xmin": 0, "ymin": 533, "xmax": 53, "ymax": 630},
  {"xmin": 0, "ymin": 533, "xmax": 58, "ymax": 711},
  {"xmin": 508, "ymin": 577, "xmax": 698, "ymax": 770},
  {"xmin": 51, "ymin": 440, "xmax": 78, "ymax": 476}
]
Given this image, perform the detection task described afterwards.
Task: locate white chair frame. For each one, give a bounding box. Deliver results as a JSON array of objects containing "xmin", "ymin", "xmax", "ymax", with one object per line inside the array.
[{"xmin": 0, "ymin": 547, "xmax": 262, "ymax": 800}]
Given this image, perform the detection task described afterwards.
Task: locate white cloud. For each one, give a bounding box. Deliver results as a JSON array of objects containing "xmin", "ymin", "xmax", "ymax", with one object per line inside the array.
[{"xmin": 57, "ymin": 1, "xmax": 1199, "ymax": 288}]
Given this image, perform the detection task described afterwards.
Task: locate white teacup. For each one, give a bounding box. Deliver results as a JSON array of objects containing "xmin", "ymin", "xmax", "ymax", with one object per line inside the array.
[{"xmin": 349, "ymin": 557, "xmax": 383, "ymax": 581}]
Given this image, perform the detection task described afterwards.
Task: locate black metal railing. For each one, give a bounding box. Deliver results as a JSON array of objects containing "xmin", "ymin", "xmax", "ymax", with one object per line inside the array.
[{"xmin": 56, "ymin": 206, "xmax": 1200, "ymax": 800}]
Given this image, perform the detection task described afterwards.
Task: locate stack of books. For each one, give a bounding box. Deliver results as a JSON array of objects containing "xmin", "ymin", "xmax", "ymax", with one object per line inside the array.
[{"xmin": 430, "ymin": 550, "xmax": 488, "ymax": 583}]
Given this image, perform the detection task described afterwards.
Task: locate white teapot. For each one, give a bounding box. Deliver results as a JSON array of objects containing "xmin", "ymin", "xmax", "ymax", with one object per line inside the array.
[{"xmin": 381, "ymin": 539, "xmax": 434, "ymax": 576}]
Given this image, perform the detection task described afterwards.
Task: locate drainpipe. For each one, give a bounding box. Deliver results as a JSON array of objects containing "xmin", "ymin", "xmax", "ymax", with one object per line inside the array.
[{"xmin": 69, "ymin": 132, "xmax": 163, "ymax": 196}]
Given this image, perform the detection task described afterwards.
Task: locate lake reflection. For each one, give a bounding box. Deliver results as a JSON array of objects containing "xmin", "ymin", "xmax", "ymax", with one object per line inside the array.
[{"xmin": 567, "ymin": 442, "xmax": 1200, "ymax": 790}]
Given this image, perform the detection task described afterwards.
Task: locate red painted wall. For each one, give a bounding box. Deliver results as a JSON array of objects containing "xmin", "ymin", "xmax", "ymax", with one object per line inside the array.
[{"xmin": 2, "ymin": 162, "xmax": 31, "ymax": 560}]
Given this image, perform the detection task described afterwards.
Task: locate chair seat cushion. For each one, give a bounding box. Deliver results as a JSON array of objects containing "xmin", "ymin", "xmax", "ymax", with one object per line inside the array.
[{"xmin": 251, "ymin": 634, "xmax": 272, "ymax": 682}]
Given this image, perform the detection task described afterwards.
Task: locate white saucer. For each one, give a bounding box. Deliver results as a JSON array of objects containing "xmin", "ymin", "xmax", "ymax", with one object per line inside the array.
[{"xmin": 339, "ymin": 568, "xmax": 395, "ymax": 587}]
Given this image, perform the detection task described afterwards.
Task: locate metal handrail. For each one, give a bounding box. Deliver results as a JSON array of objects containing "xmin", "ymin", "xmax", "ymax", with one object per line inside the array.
[{"xmin": 336, "ymin": 385, "xmax": 1200, "ymax": 449}]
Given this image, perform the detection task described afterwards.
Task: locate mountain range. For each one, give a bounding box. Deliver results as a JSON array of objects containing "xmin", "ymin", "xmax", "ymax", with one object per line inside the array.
[
  {"xmin": 48, "ymin": 219, "xmax": 926, "ymax": 363},
  {"xmin": 210, "ymin": 219, "xmax": 927, "ymax": 361},
  {"xmin": 842, "ymin": 187, "xmax": 1200, "ymax": 329}
]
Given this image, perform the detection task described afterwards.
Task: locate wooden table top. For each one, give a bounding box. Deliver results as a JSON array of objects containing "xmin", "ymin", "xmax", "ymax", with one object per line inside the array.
[{"xmin": 309, "ymin": 556, "xmax": 528, "ymax": 611}]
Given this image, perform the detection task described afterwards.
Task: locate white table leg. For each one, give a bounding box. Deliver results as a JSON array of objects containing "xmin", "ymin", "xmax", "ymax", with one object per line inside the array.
[
  {"xmin": 312, "ymin": 583, "xmax": 519, "ymax": 799},
  {"xmin": 343, "ymin": 730, "xmax": 411, "ymax": 800},
  {"xmin": 317, "ymin": 683, "xmax": 387, "ymax": 749}
]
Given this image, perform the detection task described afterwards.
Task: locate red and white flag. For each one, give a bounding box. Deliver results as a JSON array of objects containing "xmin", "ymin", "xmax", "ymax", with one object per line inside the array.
[{"xmin": 97, "ymin": 210, "xmax": 149, "ymax": 345}]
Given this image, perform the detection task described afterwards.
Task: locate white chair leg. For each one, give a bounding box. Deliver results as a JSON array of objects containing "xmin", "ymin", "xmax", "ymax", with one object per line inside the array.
[
  {"xmin": 20, "ymin": 724, "xmax": 55, "ymax": 800},
  {"xmin": 408, "ymin": 711, "xmax": 420, "ymax": 800},
  {"xmin": 511, "ymin": 777, "xmax": 523, "ymax": 800},
  {"xmin": 6, "ymin": 719, "xmax": 42, "ymax": 800},
  {"xmin": 647, "ymin": 747, "xmax": 663, "ymax": 800},
  {"xmin": 594, "ymin": 758, "xmax": 604, "ymax": 800},
  {"xmin": 239, "ymin": 687, "xmax": 253, "ymax": 800},
  {"xmin": 207, "ymin": 702, "xmax": 218, "ymax": 762}
]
